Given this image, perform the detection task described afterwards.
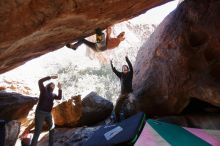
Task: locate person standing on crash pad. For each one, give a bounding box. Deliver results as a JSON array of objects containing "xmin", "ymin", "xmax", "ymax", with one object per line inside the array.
[
  {"xmin": 111, "ymin": 56, "xmax": 134, "ymax": 122},
  {"xmin": 30, "ymin": 75, "xmax": 62, "ymax": 146}
]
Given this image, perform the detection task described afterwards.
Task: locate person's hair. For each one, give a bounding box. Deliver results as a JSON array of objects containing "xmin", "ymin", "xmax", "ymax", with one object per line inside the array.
[
  {"xmin": 122, "ymin": 65, "xmax": 129, "ymax": 71},
  {"xmin": 46, "ymin": 82, "xmax": 55, "ymax": 91}
]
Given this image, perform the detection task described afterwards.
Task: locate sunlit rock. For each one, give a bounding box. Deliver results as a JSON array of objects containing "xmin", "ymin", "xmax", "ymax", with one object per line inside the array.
[
  {"xmin": 0, "ymin": 92, "xmax": 38, "ymax": 120},
  {"xmin": 52, "ymin": 95, "xmax": 82, "ymax": 127}
]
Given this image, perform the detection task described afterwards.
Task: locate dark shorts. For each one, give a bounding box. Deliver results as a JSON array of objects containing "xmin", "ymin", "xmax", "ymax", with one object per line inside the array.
[{"xmin": 95, "ymin": 42, "xmax": 107, "ymax": 52}]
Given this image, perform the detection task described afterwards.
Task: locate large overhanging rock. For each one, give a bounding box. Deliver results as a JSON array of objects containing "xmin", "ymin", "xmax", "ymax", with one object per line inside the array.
[
  {"xmin": 133, "ymin": 0, "xmax": 220, "ymax": 116},
  {"xmin": 0, "ymin": 0, "xmax": 171, "ymax": 74}
]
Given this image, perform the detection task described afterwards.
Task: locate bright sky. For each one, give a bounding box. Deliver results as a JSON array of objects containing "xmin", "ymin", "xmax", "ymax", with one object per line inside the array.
[{"xmin": 130, "ymin": 0, "xmax": 178, "ymax": 24}]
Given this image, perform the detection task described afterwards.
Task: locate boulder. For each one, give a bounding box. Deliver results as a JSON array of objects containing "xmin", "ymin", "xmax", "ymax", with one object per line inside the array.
[
  {"xmin": 79, "ymin": 92, "xmax": 113, "ymax": 126},
  {"xmin": 38, "ymin": 126, "xmax": 100, "ymax": 146},
  {"xmin": 158, "ymin": 113, "xmax": 220, "ymax": 130},
  {"xmin": 186, "ymin": 114, "xmax": 220, "ymax": 129},
  {"xmin": 157, "ymin": 97, "xmax": 220, "ymax": 129},
  {"xmin": 52, "ymin": 95, "xmax": 82, "ymax": 127},
  {"xmin": 133, "ymin": 0, "xmax": 220, "ymax": 115},
  {"xmin": 0, "ymin": 91, "xmax": 38, "ymax": 120},
  {"xmin": 5, "ymin": 120, "xmax": 20, "ymax": 146}
]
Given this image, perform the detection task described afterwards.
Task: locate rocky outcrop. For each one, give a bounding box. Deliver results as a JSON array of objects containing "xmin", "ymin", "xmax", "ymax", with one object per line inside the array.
[
  {"xmin": 157, "ymin": 100, "xmax": 220, "ymax": 129},
  {"xmin": 38, "ymin": 126, "xmax": 100, "ymax": 146},
  {"xmin": 0, "ymin": 79, "xmax": 32, "ymax": 95},
  {"xmin": 0, "ymin": 92, "xmax": 38, "ymax": 120},
  {"xmin": 4, "ymin": 120, "xmax": 20, "ymax": 146},
  {"xmin": 52, "ymin": 95, "xmax": 82, "ymax": 127},
  {"xmin": 79, "ymin": 92, "xmax": 113, "ymax": 126},
  {"xmin": 0, "ymin": 0, "xmax": 170, "ymax": 74},
  {"xmin": 52, "ymin": 92, "xmax": 113, "ymax": 127},
  {"xmin": 158, "ymin": 113, "xmax": 220, "ymax": 130},
  {"xmin": 134, "ymin": 0, "xmax": 220, "ymax": 115}
]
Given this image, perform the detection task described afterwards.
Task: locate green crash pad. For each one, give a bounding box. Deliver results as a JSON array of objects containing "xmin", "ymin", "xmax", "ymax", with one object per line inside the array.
[{"xmin": 147, "ymin": 119, "xmax": 211, "ymax": 146}]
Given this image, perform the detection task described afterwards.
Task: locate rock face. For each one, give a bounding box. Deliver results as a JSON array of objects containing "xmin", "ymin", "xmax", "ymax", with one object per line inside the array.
[
  {"xmin": 159, "ymin": 114, "xmax": 220, "ymax": 129},
  {"xmin": 0, "ymin": 92, "xmax": 38, "ymax": 120},
  {"xmin": 52, "ymin": 95, "xmax": 82, "ymax": 127},
  {"xmin": 79, "ymin": 92, "xmax": 113, "ymax": 126},
  {"xmin": 38, "ymin": 126, "xmax": 100, "ymax": 146},
  {"xmin": 4, "ymin": 120, "xmax": 20, "ymax": 146},
  {"xmin": 0, "ymin": 0, "xmax": 170, "ymax": 74},
  {"xmin": 134, "ymin": 0, "xmax": 220, "ymax": 115},
  {"xmin": 52, "ymin": 92, "xmax": 113, "ymax": 127}
]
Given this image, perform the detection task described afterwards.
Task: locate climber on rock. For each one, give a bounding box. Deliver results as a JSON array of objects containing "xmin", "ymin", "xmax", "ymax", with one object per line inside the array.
[
  {"xmin": 110, "ymin": 56, "xmax": 135, "ymax": 122},
  {"xmin": 30, "ymin": 75, "xmax": 62, "ymax": 146},
  {"xmin": 66, "ymin": 26, "xmax": 125, "ymax": 52}
]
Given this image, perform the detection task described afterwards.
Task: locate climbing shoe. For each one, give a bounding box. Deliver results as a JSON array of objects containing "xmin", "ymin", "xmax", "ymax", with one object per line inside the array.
[
  {"xmin": 95, "ymin": 28, "xmax": 103, "ymax": 35},
  {"xmin": 66, "ymin": 43, "xmax": 71, "ymax": 48},
  {"xmin": 66, "ymin": 43, "xmax": 77, "ymax": 50}
]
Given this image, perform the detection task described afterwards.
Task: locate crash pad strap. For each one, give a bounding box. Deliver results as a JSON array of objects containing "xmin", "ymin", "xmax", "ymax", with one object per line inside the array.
[{"xmin": 147, "ymin": 119, "xmax": 211, "ymax": 146}]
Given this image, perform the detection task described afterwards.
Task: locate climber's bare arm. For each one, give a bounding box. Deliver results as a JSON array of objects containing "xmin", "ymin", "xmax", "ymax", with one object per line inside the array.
[{"xmin": 106, "ymin": 26, "xmax": 112, "ymax": 40}]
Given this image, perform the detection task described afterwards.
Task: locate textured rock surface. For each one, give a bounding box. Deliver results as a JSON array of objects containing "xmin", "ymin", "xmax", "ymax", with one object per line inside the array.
[
  {"xmin": 158, "ymin": 114, "xmax": 220, "ymax": 129},
  {"xmin": 38, "ymin": 126, "xmax": 100, "ymax": 146},
  {"xmin": 78, "ymin": 92, "xmax": 113, "ymax": 126},
  {"xmin": 0, "ymin": 91, "xmax": 38, "ymax": 120},
  {"xmin": 52, "ymin": 95, "xmax": 82, "ymax": 127},
  {"xmin": 134, "ymin": 0, "xmax": 220, "ymax": 115},
  {"xmin": 0, "ymin": 0, "xmax": 170, "ymax": 74},
  {"xmin": 5, "ymin": 120, "xmax": 20, "ymax": 146}
]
